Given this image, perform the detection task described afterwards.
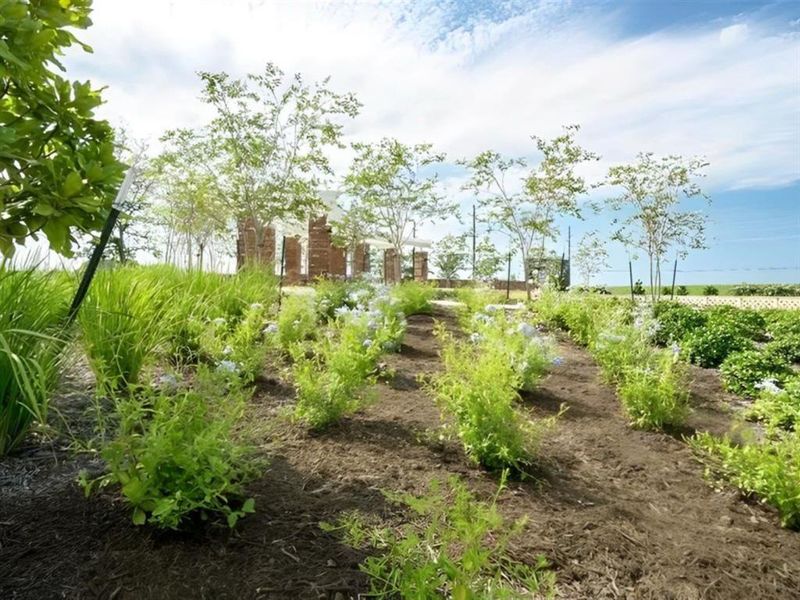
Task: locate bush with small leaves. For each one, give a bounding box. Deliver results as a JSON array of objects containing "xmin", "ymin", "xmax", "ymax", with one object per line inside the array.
[
  {"xmin": 747, "ymin": 378, "xmax": 800, "ymax": 432},
  {"xmin": 705, "ymin": 305, "xmax": 767, "ymax": 341},
  {"xmin": 720, "ymin": 349, "xmax": 793, "ymax": 397},
  {"xmin": 652, "ymin": 302, "xmax": 706, "ymax": 346},
  {"xmin": 391, "ymin": 281, "xmax": 436, "ymax": 316},
  {"xmin": 617, "ymin": 352, "xmax": 690, "ymax": 430},
  {"xmin": 682, "ymin": 323, "xmax": 752, "ymax": 368},
  {"xmin": 703, "ymin": 285, "xmax": 719, "ymax": 296}
]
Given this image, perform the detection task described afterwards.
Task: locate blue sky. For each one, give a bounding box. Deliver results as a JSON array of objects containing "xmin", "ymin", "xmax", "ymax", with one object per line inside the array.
[{"xmin": 60, "ymin": 0, "xmax": 799, "ymax": 283}]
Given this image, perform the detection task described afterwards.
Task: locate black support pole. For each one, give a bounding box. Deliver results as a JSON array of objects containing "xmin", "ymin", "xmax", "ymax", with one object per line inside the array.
[
  {"xmin": 277, "ymin": 235, "xmax": 287, "ymax": 308},
  {"xmin": 506, "ymin": 251, "xmax": 512, "ymax": 300},
  {"xmin": 670, "ymin": 258, "xmax": 678, "ymax": 300},
  {"xmin": 628, "ymin": 260, "xmax": 635, "ymax": 303}
]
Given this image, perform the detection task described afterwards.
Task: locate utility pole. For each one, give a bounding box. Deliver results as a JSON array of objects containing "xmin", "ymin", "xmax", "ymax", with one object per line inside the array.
[{"xmin": 670, "ymin": 258, "xmax": 678, "ymax": 300}]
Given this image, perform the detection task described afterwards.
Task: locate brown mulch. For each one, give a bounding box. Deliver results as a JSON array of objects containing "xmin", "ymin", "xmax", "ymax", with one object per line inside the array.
[{"xmin": 1, "ymin": 309, "xmax": 798, "ymax": 599}]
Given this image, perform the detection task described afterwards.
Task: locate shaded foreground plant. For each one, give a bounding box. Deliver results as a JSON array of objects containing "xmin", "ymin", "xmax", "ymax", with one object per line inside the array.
[
  {"xmin": 0, "ymin": 266, "xmax": 71, "ymax": 455},
  {"xmin": 321, "ymin": 474, "xmax": 556, "ymax": 598},
  {"xmin": 80, "ymin": 369, "xmax": 260, "ymax": 529}
]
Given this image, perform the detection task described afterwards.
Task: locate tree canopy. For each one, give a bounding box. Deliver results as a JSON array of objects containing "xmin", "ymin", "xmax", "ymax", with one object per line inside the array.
[{"xmin": 0, "ymin": 0, "xmax": 124, "ymax": 257}]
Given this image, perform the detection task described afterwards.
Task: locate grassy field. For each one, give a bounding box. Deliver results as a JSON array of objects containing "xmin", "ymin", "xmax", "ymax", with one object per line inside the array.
[{"xmin": 607, "ymin": 284, "xmax": 737, "ymax": 296}]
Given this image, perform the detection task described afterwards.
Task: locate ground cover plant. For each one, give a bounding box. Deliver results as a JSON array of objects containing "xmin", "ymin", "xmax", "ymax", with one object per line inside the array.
[
  {"xmin": 747, "ymin": 377, "xmax": 800, "ymax": 432},
  {"xmin": 322, "ymin": 475, "xmax": 556, "ymax": 598}
]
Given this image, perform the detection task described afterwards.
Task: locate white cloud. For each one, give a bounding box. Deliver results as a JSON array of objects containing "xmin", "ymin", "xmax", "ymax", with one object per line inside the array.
[{"xmin": 62, "ymin": 0, "xmax": 799, "ymax": 191}]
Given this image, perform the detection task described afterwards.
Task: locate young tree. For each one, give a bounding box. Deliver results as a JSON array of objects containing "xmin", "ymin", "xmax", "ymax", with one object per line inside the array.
[
  {"xmin": 460, "ymin": 125, "xmax": 598, "ymax": 299},
  {"xmin": 473, "ymin": 236, "xmax": 505, "ymax": 282},
  {"xmin": 330, "ymin": 198, "xmax": 375, "ymax": 276},
  {"xmin": 344, "ymin": 138, "xmax": 452, "ymax": 281},
  {"xmin": 574, "ymin": 231, "xmax": 610, "ymax": 287},
  {"xmin": 604, "ymin": 153, "xmax": 709, "ymax": 303},
  {"xmin": 432, "ymin": 234, "xmax": 468, "ymax": 285},
  {"xmin": 199, "ymin": 64, "xmax": 360, "ymax": 264},
  {"xmin": 0, "ymin": 0, "xmax": 124, "ymax": 257},
  {"xmin": 153, "ymin": 129, "xmax": 232, "ymax": 270}
]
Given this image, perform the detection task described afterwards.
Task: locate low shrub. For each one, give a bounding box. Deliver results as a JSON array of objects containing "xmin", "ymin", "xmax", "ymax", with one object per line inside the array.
[
  {"xmin": 321, "ymin": 475, "xmax": 555, "ymax": 598},
  {"xmin": 652, "ymin": 303, "xmax": 706, "ymax": 346},
  {"xmin": 427, "ymin": 324, "xmax": 554, "ymax": 473},
  {"xmin": 766, "ymin": 334, "xmax": 800, "ymax": 364},
  {"xmin": 632, "ymin": 279, "xmax": 645, "ymax": 295},
  {"xmin": 705, "ymin": 305, "xmax": 767, "ymax": 341},
  {"xmin": 719, "ymin": 349, "xmax": 792, "ymax": 397},
  {"xmin": 682, "ymin": 323, "xmax": 752, "ymax": 368},
  {"xmin": 617, "ymin": 352, "xmax": 690, "ymax": 430},
  {"xmin": 391, "ymin": 281, "xmax": 436, "ymax": 316},
  {"xmin": 703, "ymin": 285, "xmax": 719, "ymax": 296},
  {"xmin": 676, "ymin": 285, "xmax": 689, "ymax": 296},
  {"xmin": 80, "ymin": 371, "xmax": 259, "ymax": 529},
  {"xmin": 273, "ymin": 294, "xmax": 317, "ymax": 351},
  {"xmin": 747, "ymin": 378, "xmax": 800, "ymax": 432},
  {"xmin": 0, "ymin": 267, "xmax": 71, "ymax": 455},
  {"xmin": 691, "ymin": 430, "xmax": 800, "ymax": 529}
]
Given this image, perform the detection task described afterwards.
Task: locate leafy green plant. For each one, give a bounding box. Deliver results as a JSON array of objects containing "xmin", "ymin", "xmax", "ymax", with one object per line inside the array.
[
  {"xmin": 617, "ymin": 352, "xmax": 690, "ymax": 430},
  {"xmin": 80, "ymin": 370, "xmax": 259, "ymax": 529},
  {"xmin": 747, "ymin": 378, "xmax": 800, "ymax": 432},
  {"xmin": 198, "ymin": 303, "xmax": 271, "ymax": 381},
  {"xmin": 391, "ymin": 280, "xmax": 436, "ymax": 316},
  {"xmin": 766, "ymin": 334, "xmax": 800, "ymax": 364},
  {"xmin": 691, "ymin": 430, "xmax": 800, "ymax": 529},
  {"xmin": 314, "ymin": 278, "xmax": 356, "ymax": 321},
  {"xmin": 321, "ymin": 475, "xmax": 555, "ymax": 599},
  {"xmin": 0, "ymin": 266, "xmax": 71, "ymax": 455},
  {"xmin": 676, "ymin": 285, "xmax": 689, "ymax": 296},
  {"xmin": 427, "ymin": 324, "xmax": 554, "ymax": 473},
  {"xmin": 719, "ymin": 349, "xmax": 792, "ymax": 397},
  {"xmin": 682, "ymin": 323, "xmax": 751, "ymax": 368},
  {"xmin": 652, "ymin": 302, "xmax": 706, "ymax": 346},
  {"xmin": 705, "ymin": 305, "xmax": 766, "ymax": 341},
  {"xmin": 274, "ymin": 294, "xmax": 317, "ymax": 351},
  {"xmin": 703, "ymin": 285, "xmax": 719, "ymax": 296}
]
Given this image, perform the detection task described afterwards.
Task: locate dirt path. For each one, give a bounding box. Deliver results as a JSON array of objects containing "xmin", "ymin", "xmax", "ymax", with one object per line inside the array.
[{"xmin": 1, "ymin": 309, "xmax": 799, "ymax": 599}]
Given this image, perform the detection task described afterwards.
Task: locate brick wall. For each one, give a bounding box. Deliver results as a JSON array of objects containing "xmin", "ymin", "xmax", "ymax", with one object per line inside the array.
[
  {"xmin": 284, "ymin": 236, "xmax": 302, "ymax": 284},
  {"xmin": 237, "ymin": 218, "xmax": 275, "ymax": 268},
  {"xmin": 353, "ymin": 244, "xmax": 369, "ymax": 276},
  {"xmin": 307, "ymin": 216, "xmax": 331, "ymax": 279},
  {"xmin": 413, "ymin": 251, "xmax": 429, "ymax": 281}
]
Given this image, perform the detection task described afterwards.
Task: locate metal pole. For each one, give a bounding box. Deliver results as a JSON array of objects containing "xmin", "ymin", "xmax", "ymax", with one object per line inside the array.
[
  {"xmin": 506, "ymin": 250, "xmax": 512, "ymax": 300},
  {"xmin": 67, "ymin": 167, "xmax": 137, "ymax": 324},
  {"xmin": 628, "ymin": 260, "xmax": 635, "ymax": 303},
  {"xmin": 670, "ymin": 258, "xmax": 678, "ymax": 300},
  {"xmin": 411, "ymin": 221, "xmax": 416, "ymax": 282},
  {"xmin": 567, "ymin": 226, "xmax": 571, "ymax": 289}
]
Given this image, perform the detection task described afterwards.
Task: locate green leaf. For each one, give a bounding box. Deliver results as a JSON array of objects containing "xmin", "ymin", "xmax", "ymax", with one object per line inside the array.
[
  {"xmin": 242, "ymin": 498, "xmax": 255, "ymax": 513},
  {"xmin": 62, "ymin": 171, "xmax": 83, "ymax": 197},
  {"xmin": 132, "ymin": 507, "xmax": 147, "ymax": 526}
]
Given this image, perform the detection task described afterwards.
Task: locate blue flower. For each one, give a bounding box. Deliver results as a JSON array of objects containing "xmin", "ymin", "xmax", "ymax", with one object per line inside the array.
[{"xmin": 552, "ymin": 356, "xmax": 564, "ymax": 366}]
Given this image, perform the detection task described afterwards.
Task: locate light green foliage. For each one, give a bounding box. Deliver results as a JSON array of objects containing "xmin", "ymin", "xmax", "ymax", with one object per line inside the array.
[
  {"xmin": 719, "ymin": 349, "xmax": 792, "ymax": 398},
  {"xmin": 617, "ymin": 352, "xmax": 690, "ymax": 430},
  {"xmin": 691, "ymin": 430, "xmax": 800, "ymax": 529},
  {"xmin": 766, "ymin": 334, "xmax": 800, "ymax": 364},
  {"xmin": 322, "ymin": 476, "xmax": 555, "ymax": 599},
  {"xmin": 432, "ymin": 234, "xmax": 468, "ymax": 283},
  {"xmin": 78, "ymin": 267, "xmax": 168, "ymax": 395},
  {"xmin": 747, "ymin": 378, "xmax": 800, "ymax": 432},
  {"xmin": 474, "ymin": 236, "xmax": 506, "ymax": 282},
  {"xmin": 705, "ymin": 306, "xmax": 766, "ymax": 341},
  {"xmin": 603, "ymin": 153, "xmax": 709, "ymax": 303},
  {"xmin": 291, "ymin": 317, "xmax": 379, "ymax": 430},
  {"xmin": 0, "ymin": 265, "xmax": 71, "ymax": 455},
  {"xmin": 764, "ymin": 310, "xmax": 800, "ymax": 363},
  {"xmin": 0, "ymin": 0, "xmax": 125, "ymax": 257},
  {"xmin": 574, "ymin": 231, "xmax": 609, "ymax": 287},
  {"xmin": 391, "ymin": 281, "xmax": 436, "ymax": 316},
  {"xmin": 199, "ymin": 303, "xmax": 272, "ymax": 382},
  {"xmin": 80, "ymin": 370, "xmax": 259, "ymax": 529},
  {"xmin": 427, "ymin": 323, "xmax": 555, "ymax": 473},
  {"xmin": 274, "ymin": 294, "xmax": 317, "ymax": 350}
]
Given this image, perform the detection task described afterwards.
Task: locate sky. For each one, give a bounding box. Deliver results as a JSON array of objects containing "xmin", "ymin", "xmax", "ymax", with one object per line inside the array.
[{"xmin": 58, "ymin": 0, "xmax": 800, "ymax": 285}]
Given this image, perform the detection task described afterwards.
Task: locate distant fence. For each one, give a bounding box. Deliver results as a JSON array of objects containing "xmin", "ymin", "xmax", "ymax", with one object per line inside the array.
[
  {"xmin": 430, "ymin": 278, "xmax": 529, "ymax": 291},
  {"xmin": 670, "ymin": 295, "xmax": 800, "ymax": 310}
]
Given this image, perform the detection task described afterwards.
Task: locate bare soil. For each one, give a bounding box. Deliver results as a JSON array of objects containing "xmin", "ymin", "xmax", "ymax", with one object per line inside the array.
[{"xmin": 1, "ymin": 309, "xmax": 798, "ymax": 599}]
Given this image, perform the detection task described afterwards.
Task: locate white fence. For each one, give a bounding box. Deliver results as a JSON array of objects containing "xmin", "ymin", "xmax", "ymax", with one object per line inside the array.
[{"xmin": 670, "ymin": 295, "xmax": 800, "ymax": 310}]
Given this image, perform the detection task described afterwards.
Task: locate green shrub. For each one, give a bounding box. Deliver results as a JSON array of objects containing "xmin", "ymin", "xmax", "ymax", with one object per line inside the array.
[
  {"xmin": 705, "ymin": 305, "xmax": 767, "ymax": 341},
  {"xmin": 652, "ymin": 303, "xmax": 706, "ymax": 346},
  {"xmin": 632, "ymin": 279, "xmax": 645, "ymax": 295},
  {"xmin": 617, "ymin": 352, "xmax": 690, "ymax": 430},
  {"xmin": 682, "ymin": 323, "xmax": 752, "ymax": 368},
  {"xmin": 291, "ymin": 314, "xmax": 382, "ymax": 430},
  {"xmin": 0, "ymin": 266, "xmax": 71, "ymax": 455},
  {"xmin": 591, "ymin": 321, "xmax": 656, "ymax": 386},
  {"xmin": 80, "ymin": 371, "xmax": 259, "ymax": 529},
  {"xmin": 703, "ymin": 285, "xmax": 719, "ymax": 296},
  {"xmin": 322, "ymin": 475, "xmax": 555, "ymax": 598},
  {"xmin": 766, "ymin": 334, "xmax": 800, "ymax": 364},
  {"xmin": 719, "ymin": 349, "xmax": 792, "ymax": 397},
  {"xmin": 747, "ymin": 378, "xmax": 800, "ymax": 432},
  {"xmin": 391, "ymin": 281, "xmax": 436, "ymax": 316},
  {"xmin": 313, "ymin": 278, "xmax": 359, "ymax": 321},
  {"xmin": 427, "ymin": 324, "xmax": 554, "ymax": 473},
  {"xmin": 691, "ymin": 430, "xmax": 800, "ymax": 529},
  {"xmin": 676, "ymin": 285, "xmax": 689, "ymax": 296},
  {"xmin": 270, "ymin": 294, "xmax": 317, "ymax": 352}
]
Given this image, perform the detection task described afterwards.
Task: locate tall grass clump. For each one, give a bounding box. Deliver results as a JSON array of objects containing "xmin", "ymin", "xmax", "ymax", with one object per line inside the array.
[
  {"xmin": 78, "ymin": 267, "xmax": 168, "ymax": 395},
  {"xmin": 273, "ymin": 294, "xmax": 318, "ymax": 351},
  {"xmin": 0, "ymin": 266, "xmax": 71, "ymax": 455}
]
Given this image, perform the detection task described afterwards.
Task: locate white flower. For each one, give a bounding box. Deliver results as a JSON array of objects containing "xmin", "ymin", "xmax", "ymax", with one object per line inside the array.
[
  {"xmin": 755, "ymin": 378, "xmax": 781, "ymax": 395},
  {"xmin": 334, "ymin": 305, "xmax": 351, "ymax": 318},
  {"xmin": 362, "ymin": 338, "xmax": 373, "ymax": 348},
  {"xmin": 517, "ymin": 322, "xmax": 536, "ymax": 339},
  {"xmin": 263, "ymin": 323, "xmax": 279, "ymax": 335},
  {"xmin": 212, "ymin": 317, "xmax": 226, "ymax": 327},
  {"xmin": 217, "ymin": 360, "xmax": 238, "ymax": 373},
  {"xmin": 485, "ymin": 305, "xmax": 498, "ymax": 313},
  {"xmin": 250, "ymin": 302, "xmax": 263, "ymax": 310},
  {"xmin": 222, "ymin": 345, "xmax": 233, "ymax": 356},
  {"xmin": 469, "ymin": 332, "xmax": 482, "ymax": 344},
  {"xmin": 552, "ymin": 356, "xmax": 564, "ymax": 366}
]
